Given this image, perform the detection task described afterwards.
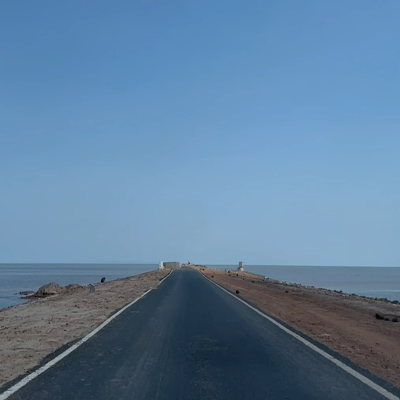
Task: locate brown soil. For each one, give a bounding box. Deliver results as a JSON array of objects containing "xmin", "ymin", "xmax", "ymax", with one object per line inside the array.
[
  {"xmin": 197, "ymin": 267, "xmax": 400, "ymax": 389},
  {"xmin": 0, "ymin": 269, "xmax": 169, "ymax": 389}
]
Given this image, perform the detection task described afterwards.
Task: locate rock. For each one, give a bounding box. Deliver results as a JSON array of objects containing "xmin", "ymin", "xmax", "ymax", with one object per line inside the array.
[
  {"xmin": 235, "ymin": 290, "xmax": 240, "ymax": 294},
  {"xmin": 65, "ymin": 283, "xmax": 83, "ymax": 292},
  {"xmin": 88, "ymin": 284, "xmax": 95, "ymax": 293},
  {"xmin": 33, "ymin": 282, "xmax": 63, "ymax": 297},
  {"xmin": 101, "ymin": 277, "xmax": 106, "ymax": 283},
  {"xmin": 211, "ymin": 275, "xmax": 214, "ymax": 278},
  {"xmin": 19, "ymin": 291, "xmax": 35, "ymax": 296},
  {"xmin": 392, "ymin": 318, "xmax": 399, "ymax": 322},
  {"xmin": 375, "ymin": 313, "xmax": 384, "ymax": 320},
  {"xmin": 285, "ymin": 290, "xmax": 289, "ymax": 293},
  {"xmin": 384, "ymin": 318, "xmax": 390, "ymax": 321},
  {"xmin": 392, "ymin": 300, "xmax": 399, "ymax": 304}
]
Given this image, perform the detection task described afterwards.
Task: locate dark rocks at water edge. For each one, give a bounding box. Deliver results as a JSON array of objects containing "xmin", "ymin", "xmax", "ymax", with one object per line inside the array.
[
  {"xmin": 31, "ymin": 282, "xmax": 64, "ymax": 297},
  {"xmin": 101, "ymin": 277, "xmax": 106, "ymax": 283},
  {"xmin": 22, "ymin": 282, "xmax": 85, "ymax": 298},
  {"xmin": 19, "ymin": 290, "xmax": 35, "ymax": 296}
]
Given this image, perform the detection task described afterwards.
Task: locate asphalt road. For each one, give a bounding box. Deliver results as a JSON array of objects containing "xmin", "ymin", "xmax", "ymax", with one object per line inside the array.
[{"xmin": 4, "ymin": 267, "xmax": 399, "ymax": 400}]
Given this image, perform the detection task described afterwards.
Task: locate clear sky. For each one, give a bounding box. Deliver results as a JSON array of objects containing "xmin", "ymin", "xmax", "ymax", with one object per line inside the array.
[{"xmin": 1, "ymin": 1, "xmax": 399, "ymax": 266}]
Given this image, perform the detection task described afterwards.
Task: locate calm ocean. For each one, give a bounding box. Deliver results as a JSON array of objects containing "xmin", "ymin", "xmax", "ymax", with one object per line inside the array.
[
  {"xmin": 1, "ymin": 264, "xmax": 399, "ymax": 310},
  {"xmin": 0, "ymin": 264, "xmax": 157, "ymax": 310},
  {"xmin": 208, "ymin": 265, "xmax": 400, "ymax": 302}
]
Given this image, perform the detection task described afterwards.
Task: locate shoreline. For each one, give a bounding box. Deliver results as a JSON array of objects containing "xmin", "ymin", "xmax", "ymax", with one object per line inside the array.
[
  {"xmin": 193, "ymin": 266, "xmax": 400, "ymax": 389},
  {"xmin": 0, "ymin": 264, "xmax": 160, "ymax": 310},
  {"xmin": 0, "ymin": 269, "xmax": 170, "ymax": 389},
  {"xmin": 206, "ymin": 265, "xmax": 400, "ymax": 304}
]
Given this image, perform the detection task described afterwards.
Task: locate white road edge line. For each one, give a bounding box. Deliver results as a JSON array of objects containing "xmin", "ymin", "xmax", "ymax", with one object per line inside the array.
[
  {"xmin": 0, "ymin": 270, "xmax": 173, "ymax": 400},
  {"xmin": 200, "ymin": 271, "xmax": 400, "ymax": 400}
]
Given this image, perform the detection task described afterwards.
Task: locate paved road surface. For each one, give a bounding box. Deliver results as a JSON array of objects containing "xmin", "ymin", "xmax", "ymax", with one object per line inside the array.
[{"xmin": 4, "ymin": 267, "xmax": 399, "ymax": 400}]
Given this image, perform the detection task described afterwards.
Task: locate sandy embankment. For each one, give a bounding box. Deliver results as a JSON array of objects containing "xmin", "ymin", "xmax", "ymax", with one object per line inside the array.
[
  {"xmin": 196, "ymin": 266, "xmax": 400, "ymax": 389},
  {"xmin": 0, "ymin": 269, "xmax": 169, "ymax": 389}
]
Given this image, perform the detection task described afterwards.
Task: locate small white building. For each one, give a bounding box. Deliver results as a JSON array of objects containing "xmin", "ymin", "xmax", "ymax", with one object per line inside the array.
[
  {"xmin": 238, "ymin": 261, "xmax": 244, "ymax": 271},
  {"xmin": 159, "ymin": 261, "xmax": 164, "ymax": 270},
  {"xmin": 163, "ymin": 262, "xmax": 181, "ymax": 269}
]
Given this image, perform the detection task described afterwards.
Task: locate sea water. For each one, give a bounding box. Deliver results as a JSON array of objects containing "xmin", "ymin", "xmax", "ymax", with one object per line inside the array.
[{"xmin": 0, "ymin": 264, "xmax": 157, "ymax": 309}]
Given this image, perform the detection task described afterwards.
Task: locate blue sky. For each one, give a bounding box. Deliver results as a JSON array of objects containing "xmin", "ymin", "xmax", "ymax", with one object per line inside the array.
[{"xmin": 1, "ymin": 1, "xmax": 399, "ymax": 265}]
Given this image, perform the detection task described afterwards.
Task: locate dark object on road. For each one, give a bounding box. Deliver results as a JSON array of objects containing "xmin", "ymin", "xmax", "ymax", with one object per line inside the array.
[
  {"xmin": 375, "ymin": 313, "xmax": 384, "ymax": 320},
  {"xmin": 392, "ymin": 318, "xmax": 399, "ymax": 322},
  {"xmin": 236, "ymin": 290, "xmax": 240, "ymax": 294},
  {"xmin": 101, "ymin": 277, "xmax": 106, "ymax": 283}
]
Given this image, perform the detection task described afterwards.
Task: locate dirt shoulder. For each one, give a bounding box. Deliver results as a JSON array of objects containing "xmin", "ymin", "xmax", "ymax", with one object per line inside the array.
[
  {"xmin": 196, "ymin": 266, "xmax": 400, "ymax": 389},
  {"xmin": 0, "ymin": 269, "xmax": 169, "ymax": 389}
]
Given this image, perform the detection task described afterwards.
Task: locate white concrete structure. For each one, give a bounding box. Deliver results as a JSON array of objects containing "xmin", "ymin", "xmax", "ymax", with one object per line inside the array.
[
  {"xmin": 238, "ymin": 261, "xmax": 244, "ymax": 271},
  {"xmin": 163, "ymin": 262, "xmax": 181, "ymax": 269},
  {"xmin": 159, "ymin": 261, "xmax": 164, "ymax": 270}
]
